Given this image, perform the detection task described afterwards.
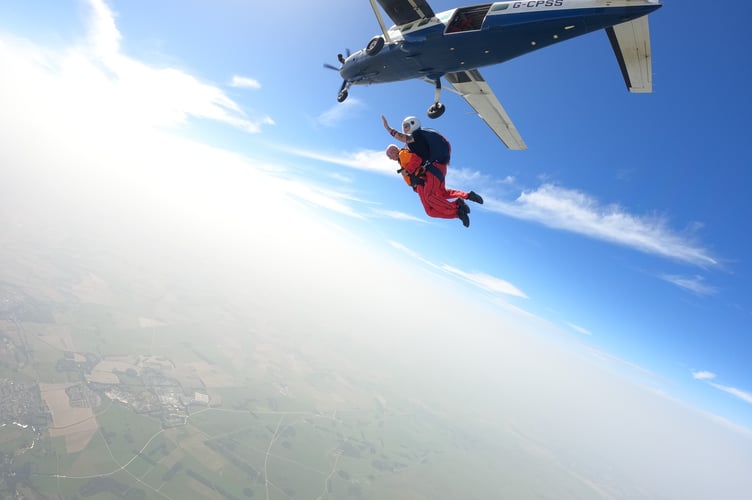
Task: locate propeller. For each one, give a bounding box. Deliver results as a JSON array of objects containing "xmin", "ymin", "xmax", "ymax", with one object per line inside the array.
[
  {"xmin": 323, "ymin": 49, "xmax": 351, "ymax": 72},
  {"xmin": 323, "ymin": 49, "xmax": 351, "ymax": 102}
]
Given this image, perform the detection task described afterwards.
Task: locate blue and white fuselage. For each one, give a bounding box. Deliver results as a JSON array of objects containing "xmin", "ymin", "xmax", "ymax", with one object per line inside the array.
[
  {"xmin": 342, "ymin": 0, "xmax": 659, "ymax": 83},
  {"xmin": 334, "ymin": 0, "xmax": 662, "ymax": 149}
]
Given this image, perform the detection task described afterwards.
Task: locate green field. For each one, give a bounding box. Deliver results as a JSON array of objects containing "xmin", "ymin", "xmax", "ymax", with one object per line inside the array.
[{"xmin": 0, "ymin": 236, "xmax": 612, "ymax": 500}]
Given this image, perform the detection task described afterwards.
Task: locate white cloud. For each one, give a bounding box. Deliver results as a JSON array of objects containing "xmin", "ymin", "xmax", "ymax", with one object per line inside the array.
[
  {"xmin": 566, "ymin": 322, "xmax": 592, "ymax": 336},
  {"xmin": 444, "ymin": 167, "xmax": 501, "ymax": 195},
  {"xmin": 486, "ymin": 184, "xmax": 718, "ymax": 267},
  {"xmin": 288, "ymin": 146, "xmax": 717, "ymax": 267},
  {"xmin": 584, "ymin": 345, "xmax": 658, "ymax": 378},
  {"xmin": 230, "ymin": 75, "xmax": 261, "ymax": 89},
  {"xmin": 3, "ymin": 5, "xmax": 752, "ymax": 497},
  {"xmin": 14, "ymin": 0, "xmax": 274, "ymax": 135},
  {"xmin": 388, "ymin": 240, "xmax": 436, "ymax": 267},
  {"xmin": 446, "ymin": 166, "xmax": 489, "ymax": 185},
  {"xmin": 87, "ymin": 0, "xmax": 121, "ymax": 59},
  {"xmin": 316, "ymin": 98, "xmax": 364, "ymax": 127},
  {"xmin": 709, "ymin": 383, "xmax": 752, "ymax": 405},
  {"xmin": 693, "ymin": 371, "xmax": 752, "ymax": 405},
  {"xmin": 388, "ymin": 241, "xmax": 527, "ymax": 299},
  {"xmin": 440, "ymin": 265, "xmax": 528, "ymax": 298},
  {"xmin": 692, "ymin": 370, "xmax": 717, "ymax": 380},
  {"xmin": 447, "ymin": 167, "xmax": 514, "ymax": 186},
  {"xmin": 276, "ymin": 180, "xmax": 365, "ymax": 219},
  {"xmin": 288, "ymin": 148, "xmax": 504, "ymax": 191},
  {"xmin": 286, "ymin": 147, "xmax": 397, "ymax": 176},
  {"xmin": 327, "ymin": 172, "xmax": 353, "ymax": 184},
  {"xmin": 661, "ymin": 274, "xmax": 718, "ymax": 296},
  {"xmin": 372, "ymin": 209, "xmax": 427, "ymax": 223}
]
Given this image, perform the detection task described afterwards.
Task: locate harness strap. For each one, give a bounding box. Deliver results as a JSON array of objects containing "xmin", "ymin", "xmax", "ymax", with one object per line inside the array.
[{"xmin": 424, "ymin": 162, "xmax": 445, "ymax": 183}]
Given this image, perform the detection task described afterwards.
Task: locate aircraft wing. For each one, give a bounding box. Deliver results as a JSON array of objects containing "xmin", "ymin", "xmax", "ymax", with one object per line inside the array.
[
  {"xmin": 606, "ymin": 15, "xmax": 654, "ymax": 93},
  {"xmin": 444, "ymin": 70, "xmax": 527, "ymax": 150},
  {"xmin": 375, "ymin": 0, "xmax": 435, "ymax": 25}
]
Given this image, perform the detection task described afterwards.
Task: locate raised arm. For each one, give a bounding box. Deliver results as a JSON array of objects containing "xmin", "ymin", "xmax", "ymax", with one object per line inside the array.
[{"xmin": 382, "ymin": 115, "xmax": 413, "ymax": 144}]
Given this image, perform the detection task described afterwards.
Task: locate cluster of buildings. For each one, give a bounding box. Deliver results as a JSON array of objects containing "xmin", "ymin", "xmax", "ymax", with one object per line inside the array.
[
  {"xmin": 0, "ymin": 379, "xmax": 49, "ymax": 429},
  {"xmin": 99, "ymin": 368, "xmax": 211, "ymax": 427},
  {"xmin": 59, "ymin": 354, "xmax": 213, "ymax": 429}
]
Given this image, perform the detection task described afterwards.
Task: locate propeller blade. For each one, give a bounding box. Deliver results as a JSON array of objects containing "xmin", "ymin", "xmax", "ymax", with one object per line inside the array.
[{"xmin": 324, "ymin": 63, "xmax": 340, "ymax": 71}]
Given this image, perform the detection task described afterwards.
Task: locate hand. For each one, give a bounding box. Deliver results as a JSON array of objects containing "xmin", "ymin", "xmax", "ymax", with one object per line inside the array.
[
  {"xmin": 381, "ymin": 115, "xmax": 391, "ymax": 131},
  {"xmin": 408, "ymin": 173, "xmax": 425, "ymax": 187}
]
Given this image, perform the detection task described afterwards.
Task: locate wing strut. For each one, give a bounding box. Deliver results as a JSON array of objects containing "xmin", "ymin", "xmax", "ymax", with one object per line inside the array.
[{"xmin": 369, "ymin": 0, "xmax": 392, "ymax": 42}]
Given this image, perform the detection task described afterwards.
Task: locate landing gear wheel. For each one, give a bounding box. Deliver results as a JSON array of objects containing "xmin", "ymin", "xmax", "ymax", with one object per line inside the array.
[
  {"xmin": 365, "ymin": 36, "xmax": 385, "ymax": 56},
  {"xmin": 337, "ymin": 89, "xmax": 349, "ymax": 103},
  {"xmin": 427, "ymin": 102, "xmax": 446, "ymax": 119}
]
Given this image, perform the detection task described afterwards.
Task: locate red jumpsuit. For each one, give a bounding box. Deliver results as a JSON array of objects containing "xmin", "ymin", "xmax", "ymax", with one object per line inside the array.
[
  {"xmin": 429, "ymin": 161, "xmax": 470, "ymax": 201},
  {"xmin": 398, "ymin": 149, "xmax": 462, "ymax": 219}
]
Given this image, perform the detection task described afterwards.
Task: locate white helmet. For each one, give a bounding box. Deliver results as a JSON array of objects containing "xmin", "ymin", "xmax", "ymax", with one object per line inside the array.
[{"xmin": 402, "ymin": 116, "xmax": 421, "ymax": 134}]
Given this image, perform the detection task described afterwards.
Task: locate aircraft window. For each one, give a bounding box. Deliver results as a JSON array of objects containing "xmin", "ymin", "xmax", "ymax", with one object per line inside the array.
[
  {"xmin": 446, "ymin": 4, "xmax": 492, "ymax": 33},
  {"xmin": 437, "ymin": 11, "xmax": 453, "ymax": 23},
  {"xmin": 491, "ymin": 3, "xmax": 509, "ymax": 11}
]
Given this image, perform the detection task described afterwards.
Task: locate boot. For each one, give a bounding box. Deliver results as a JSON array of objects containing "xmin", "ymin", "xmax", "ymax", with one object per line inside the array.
[{"xmin": 467, "ymin": 191, "xmax": 484, "ymax": 204}]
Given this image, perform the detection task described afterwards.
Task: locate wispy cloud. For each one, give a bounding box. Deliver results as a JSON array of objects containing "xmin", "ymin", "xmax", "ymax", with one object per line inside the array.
[
  {"xmin": 388, "ymin": 241, "xmax": 437, "ymax": 267},
  {"xmin": 440, "ymin": 265, "xmax": 527, "ymax": 298},
  {"xmin": 287, "ymin": 148, "xmax": 502, "ymax": 186},
  {"xmin": 709, "ymin": 382, "xmax": 752, "ymax": 404},
  {"xmin": 388, "ymin": 241, "xmax": 527, "ymax": 298},
  {"xmin": 447, "ymin": 167, "xmax": 514, "ymax": 190},
  {"xmin": 275, "ymin": 179, "xmax": 365, "ymax": 219},
  {"xmin": 692, "ymin": 370, "xmax": 752, "ymax": 405},
  {"xmin": 692, "ymin": 370, "xmax": 717, "ymax": 380},
  {"xmin": 286, "ymin": 147, "xmax": 396, "ymax": 176},
  {"xmin": 288, "ymin": 146, "xmax": 717, "ymax": 268},
  {"xmin": 372, "ymin": 209, "xmax": 427, "ymax": 223},
  {"xmin": 13, "ymin": 0, "xmax": 274, "ymax": 135},
  {"xmin": 585, "ymin": 345, "xmax": 657, "ymax": 378},
  {"xmin": 327, "ymin": 172, "xmax": 354, "ymax": 184},
  {"xmin": 230, "ymin": 75, "xmax": 261, "ymax": 90},
  {"xmin": 566, "ymin": 322, "xmax": 592, "ymax": 336},
  {"xmin": 486, "ymin": 184, "xmax": 717, "ymax": 267},
  {"xmin": 444, "ymin": 167, "xmax": 509, "ymax": 197},
  {"xmin": 661, "ymin": 274, "xmax": 718, "ymax": 296},
  {"xmin": 316, "ymin": 98, "xmax": 365, "ymax": 127},
  {"xmin": 709, "ymin": 383, "xmax": 752, "ymax": 405}
]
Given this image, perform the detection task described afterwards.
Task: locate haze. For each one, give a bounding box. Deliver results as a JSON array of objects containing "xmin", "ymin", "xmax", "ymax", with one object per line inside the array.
[{"xmin": 1, "ymin": 3, "xmax": 751, "ymax": 499}]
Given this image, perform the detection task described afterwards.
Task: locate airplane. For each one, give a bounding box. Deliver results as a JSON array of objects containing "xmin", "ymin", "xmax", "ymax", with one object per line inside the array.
[{"xmin": 327, "ymin": 0, "xmax": 663, "ymax": 150}]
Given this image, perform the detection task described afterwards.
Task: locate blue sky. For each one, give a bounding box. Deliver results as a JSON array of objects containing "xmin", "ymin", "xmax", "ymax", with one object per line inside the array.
[{"xmin": 1, "ymin": 0, "xmax": 750, "ymax": 472}]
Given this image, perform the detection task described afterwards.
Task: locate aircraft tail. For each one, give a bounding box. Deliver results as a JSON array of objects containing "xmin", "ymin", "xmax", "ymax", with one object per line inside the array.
[{"xmin": 606, "ymin": 15, "xmax": 654, "ymax": 93}]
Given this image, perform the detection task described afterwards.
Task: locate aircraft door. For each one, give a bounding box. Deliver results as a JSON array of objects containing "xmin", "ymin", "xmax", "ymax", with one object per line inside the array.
[{"xmin": 445, "ymin": 4, "xmax": 493, "ymax": 33}]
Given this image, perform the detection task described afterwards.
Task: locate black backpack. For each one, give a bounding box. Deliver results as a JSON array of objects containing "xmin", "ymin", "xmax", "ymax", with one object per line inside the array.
[{"xmin": 410, "ymin": 128, "xmax": 451, "ymax": 164}]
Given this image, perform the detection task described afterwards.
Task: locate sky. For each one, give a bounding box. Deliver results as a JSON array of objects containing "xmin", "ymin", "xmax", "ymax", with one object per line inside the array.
[{"xmin": 1, "ymin": 0, "xmax": 751, "ymax": 496}]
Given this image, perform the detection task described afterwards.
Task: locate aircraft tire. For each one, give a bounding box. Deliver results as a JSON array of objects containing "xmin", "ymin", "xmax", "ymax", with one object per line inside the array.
[
  {"xmin": 337, "ymin": 89, "xmax": 349, "ymax": 103},
  {"xmin": 427, "ymin": 103, "xmax": 446, "ymax": 119},
  {"xmin": 365, "ymin": 36, "xmax": 385, "ymax": 56}
]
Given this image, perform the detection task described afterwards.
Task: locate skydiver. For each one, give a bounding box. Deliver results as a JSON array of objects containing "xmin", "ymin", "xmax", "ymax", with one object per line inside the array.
[
  {"xmin": 381, "ymin": 114, "xmax": 484, "ymax": 206},
  {"xmin": 382, "ymin": 114, "xmax": 450, "ymax": 164},
  {"xmin": 386, "ymin": 144, "xmax": 471, "ymax": 227}
]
